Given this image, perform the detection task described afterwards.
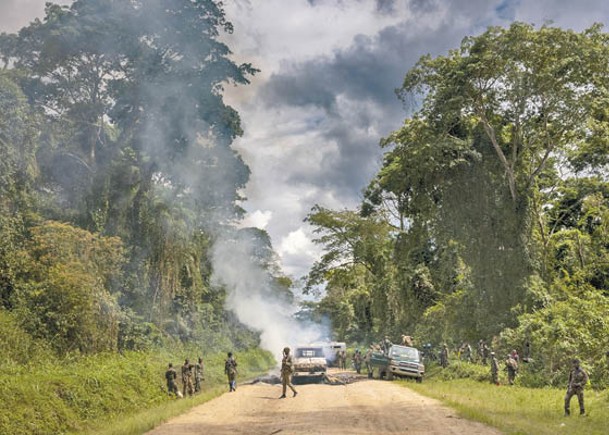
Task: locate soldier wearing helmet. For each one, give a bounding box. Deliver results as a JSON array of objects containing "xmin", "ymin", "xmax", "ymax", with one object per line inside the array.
[{"xmin": 279, "ymin": 346, "xmax": 298, "ymax": 399}]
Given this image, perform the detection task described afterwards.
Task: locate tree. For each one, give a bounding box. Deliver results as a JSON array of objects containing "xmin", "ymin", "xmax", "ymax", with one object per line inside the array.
[{"xmin": 401, "ymin": 22, "xmax": 609, "ymax": 203}]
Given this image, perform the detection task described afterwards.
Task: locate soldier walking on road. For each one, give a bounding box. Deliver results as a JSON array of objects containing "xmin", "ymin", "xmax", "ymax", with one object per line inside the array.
[
  {"xmin": 440, "ymin": 344, "xmax": 449, "ymax": 368},
  {"xmin": 225, "ymin": 352, "xmax": 238, "ymax": 392},
  {"xmin": 181, "ymin": 359, "xmax": 194, "ymax": 397},
  {"xmin": 279, "ymin": 347, "xmax": 298, "ymax": 399},
  {"xmin": 195, "ymin": 357, "xmax": 204, "ymax": 393},
  {"xmin": 490, "ymin": 352, "xmax": 499, "ymax": 385},
  {"xmin": 165, "ymin": 363, "xmax": 178, "ymax": 396},
  {"xmin": 564, "ymin": 358, "xmax": 589, "ymax": 416}
]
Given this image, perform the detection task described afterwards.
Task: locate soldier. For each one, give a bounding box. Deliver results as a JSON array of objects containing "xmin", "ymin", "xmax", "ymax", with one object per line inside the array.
[
  {"xmin": 279, "ymin": 347, "xmax": 298, "ymax": 399},
  {"xmin": 335, "ymin": 349, "xmax": 343, "ymax": 369},
  {"xmin": 364, "ymin": 347, "xmax": 374, "ymax": 379},
  {"xmin": 382, "ymin": 336, "xmax": 392, "ymax": 355},
  {"xmin": 181, "ymin": 359, "xmax": 194, "ymax": 397},
  {"xmin": 461, "ymin": 342, "xmax": 473, "ymax": 362},
  {"xmin": 165, "ymin": 363, "xmax": 178, "ymax": 396},
  {"xmin": 505, "ymin": 354, "xmax": 518, "ymax": 385},
  {"xmin": 340, "ymin": 349, "xmax": 347, "ymax": 370},
  {"xmin": 401, "ymin": 335, "xmax": 413, "ymax": 346},
  {"xmin": 440, "ymin": 344, "xmax": 449, "ymax": 368},
  {"xmin": 564, "ymin": 359, "xmax": 589, "ymax": 416},
  {"xmin": 352, "ymin": 349, "xmax": 362, "ymax": 374},
  {"xmin": 224, "ymin": 352, "xmax": 238, "ymax": 392},
  {"xmin": 194, "ymin": 357, "xmax": 204, "ymax": 393},
  {"xmin": 490, "ymin": 352, "xmax": 499, "ymax": 385},
  {"xmin": 477, "ymin": 340, "xmax": 489, "ymax": 364}
]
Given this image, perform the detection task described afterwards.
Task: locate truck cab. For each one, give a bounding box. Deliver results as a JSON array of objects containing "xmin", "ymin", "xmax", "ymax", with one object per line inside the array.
[{"xmin": 292, "ymin": 345, "xmax": 328, "ymax": 382}]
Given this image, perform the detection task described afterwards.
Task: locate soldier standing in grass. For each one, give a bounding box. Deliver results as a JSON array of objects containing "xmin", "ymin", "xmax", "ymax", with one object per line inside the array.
[
  {"xmin": 564, "ymin": 358, "xmax": 589, "ymax": 416},
  {"xmin": 194, "ymin": 357, "xmax": 204, "ymax": 393},
  {"xmin": 490, "ymin": 352, "xmax": 499, "ymax": 385},
  {"xmin": 225, "ymin": 352, "xmax": 238, "ymax": 392},
  {"xmin": 181, "ymin": 359, "xmax": 194, "ymax": 397},
  {"xmin": 440, "ymin": 344, "xmax": 449, "ymax": 368},
  {"xmin": 279, "ymin": 347, "xmax": 298, "ymax": 399},
  {"xmin": 505, "ymin": 354, "xmax": 518, "ymax": 385},
  {"xmin": 165, "ymin": 363, "xmax": 179, "ymax": 396}
]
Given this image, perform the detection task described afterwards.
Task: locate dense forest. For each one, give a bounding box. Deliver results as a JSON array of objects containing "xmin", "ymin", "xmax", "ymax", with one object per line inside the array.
[
  {"xmin": 305, "ymin": 23, "xmax": 609, "ymax": 387},
  {"xmin": 0, "ymin": 0, "xmax": 295, "ymax": 361},
  {"xmin": 2, "ymin": 0, "xmax": 609, "ymax": 408}
]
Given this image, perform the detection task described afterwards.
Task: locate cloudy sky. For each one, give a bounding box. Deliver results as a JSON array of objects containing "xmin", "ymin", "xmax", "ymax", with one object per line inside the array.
[{"xmin": 2, "ymin": 0, "xmax": 609, "ymax": 279}]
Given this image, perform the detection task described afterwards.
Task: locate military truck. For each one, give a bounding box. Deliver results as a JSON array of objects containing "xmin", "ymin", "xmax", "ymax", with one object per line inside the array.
[
  {"xmin": 370, "ymin": 344, "xmax": 424, "ymax": 382},
  {"xmin": 292, "ymin": 345, "xmax": 328, "ymax": 383}
]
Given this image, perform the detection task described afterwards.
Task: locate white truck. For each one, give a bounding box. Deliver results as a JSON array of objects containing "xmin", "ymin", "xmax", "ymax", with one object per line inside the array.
[{"xmin": 292, "ymin": 345, "xmax": 328, "ymax": 382}]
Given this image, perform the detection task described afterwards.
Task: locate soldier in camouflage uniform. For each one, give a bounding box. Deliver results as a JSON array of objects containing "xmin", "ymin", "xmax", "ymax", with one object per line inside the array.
[
  {"xmin": 165, "ymin": 363, "xmax": 178, "ymax": 396},
  {"xmin": 505, "ymin": 354, "xmax": 518, "ymax": 385},
  {"xmin": 490, "ymin": 352, "xmax": 499, "ymax": 385},
  {"xmin": 352, "ymin": 349, "xmax": 363, "ymax": 374},
  {"xmin": 364, "ymin": 347, "xmax": 374, "ymax": 378},
  {"xmin": 279, "ymin": 347, "xmax": 298, "ymax": 398},
  {"xmin": 181, "ymin": 359, "xmax": 194, "ymax": 397},
  {"xmin": 194, "ymin": 357, "xmax": 204, "ymax": 393},
  {"xmin": 225, "ymin": 352, "xmax": 238, "ymax": 392},
  {"xmin": 564, "ymin": 359, "xmax": 589, "ymax": 416},
  {"xmin": 440, "ymin": 344, "xmax": 449, "ymax": 368}
]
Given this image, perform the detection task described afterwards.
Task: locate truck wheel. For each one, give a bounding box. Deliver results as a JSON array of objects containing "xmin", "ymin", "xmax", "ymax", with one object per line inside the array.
[
  {"xmin": 387, "ymin": 371, "xmax": 394, "ymax": 381},
  {"xmin": 416, "ymin": 377, "xmax": 423, "ymax": 383}
]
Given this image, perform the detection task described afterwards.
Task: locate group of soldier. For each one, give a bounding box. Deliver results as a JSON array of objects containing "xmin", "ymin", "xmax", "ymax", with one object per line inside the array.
[
  {"xmin": 164, "ymin": 340, "xmax": 595, "ymax": 416},
  {"xmin": 165, "ymin": 352, "xmax": 239, "ymax": 398},
  {"xmin": 434, "ymin": 339, "xmax": 591, "ymax": 416},
  {"xmin": 165, "ymin": 357, "xmax": 206, "ymax": 398}
]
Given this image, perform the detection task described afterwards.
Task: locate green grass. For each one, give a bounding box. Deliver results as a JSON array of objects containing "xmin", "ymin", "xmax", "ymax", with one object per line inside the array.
[
  {"xmin": 401, "ymin": 364, "xmax": 609, "ymax": 435},
  {"xmin": 0, "ymin": 347, "xmax": 275, "ymax": 435}
]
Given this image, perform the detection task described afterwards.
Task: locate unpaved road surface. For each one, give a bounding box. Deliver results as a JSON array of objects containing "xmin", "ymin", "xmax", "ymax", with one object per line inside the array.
[{"xmin": 147, "ymin": 373, "xmax": 501, "ymax": 435}]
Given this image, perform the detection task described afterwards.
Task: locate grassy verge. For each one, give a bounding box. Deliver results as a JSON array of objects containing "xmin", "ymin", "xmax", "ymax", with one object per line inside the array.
[
  {"xmin": 0, "ymin": 347, "xmax": 275, "ymax": 435},
  {"xmin": 86, "ymin": 348, "xmax": 275, "ymax": 435},
  {"xmin": 400, "ymin": 364, "xmax": 609, "ymax": 435}
]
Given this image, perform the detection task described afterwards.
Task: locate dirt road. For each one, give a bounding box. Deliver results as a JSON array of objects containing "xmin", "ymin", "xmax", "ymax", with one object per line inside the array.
[{"xmin": 147, "ymin": 371, "xmax": 501, "ymax": 435}]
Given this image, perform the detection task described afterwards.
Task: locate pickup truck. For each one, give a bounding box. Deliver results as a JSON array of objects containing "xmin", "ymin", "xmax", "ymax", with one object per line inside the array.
[
  {"xmin": 292, "ymin": 345, "xmax": 328, "ymax": 383},
  {"xmin": 370, "ymin": 345, "xmax": 424, "ymax": 382}
]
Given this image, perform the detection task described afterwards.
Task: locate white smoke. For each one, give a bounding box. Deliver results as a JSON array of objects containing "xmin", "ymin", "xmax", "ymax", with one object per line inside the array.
[{"xmin": 211, "ymin": 232, "xmax": 329, "ymax": 363}]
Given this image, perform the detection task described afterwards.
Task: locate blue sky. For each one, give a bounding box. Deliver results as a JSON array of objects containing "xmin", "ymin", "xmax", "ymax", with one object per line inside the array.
[{"xmin": 2, "ymin": 0, "xmax": 609, "ymax": 279}]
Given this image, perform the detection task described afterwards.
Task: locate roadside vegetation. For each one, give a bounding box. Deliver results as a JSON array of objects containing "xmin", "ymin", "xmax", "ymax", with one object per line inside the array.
[
  {"xmin": 0, "ymin": 2, "xmax": 281, "ymax": 434},
  {"xmin": 0, "ymin": 322, "xmax": 274, "ymax": 435},
  {"xmin": 305, "ymin": 22, "xmax": 609, "ymax": 390},
  {"xmin": 404, "ymin": 362, "xmax": 609, "ymax": 435}
]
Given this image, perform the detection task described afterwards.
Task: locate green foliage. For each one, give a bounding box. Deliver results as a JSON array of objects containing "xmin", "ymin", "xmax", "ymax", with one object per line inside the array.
[
  {"xmin": 500, "ymin": 283, "xmax": 609, "ymax": 389},
  {"xmin": 308, "ymin": 23, "xmax": 609, "ymax": 390},
  {"xmin": 11, "ymin": 221, "xmax": 124, "ymax": 354},
  {"xmin": 0, "ymin": 347, "xmax": 275, "ymax": 435}
]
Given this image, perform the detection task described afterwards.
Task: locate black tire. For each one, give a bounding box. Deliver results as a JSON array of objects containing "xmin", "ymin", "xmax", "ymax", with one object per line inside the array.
[{"xmin": 416, "ymin": 377, "xmax": 423, "ymax": 383}]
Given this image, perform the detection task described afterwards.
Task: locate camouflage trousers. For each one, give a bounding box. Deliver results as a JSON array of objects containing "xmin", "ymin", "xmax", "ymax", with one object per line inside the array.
[
  {"xmin": 281, "ymin": 372, "xmax": 297, "ymax": 396},
  {"xmin": 564, "ymin": 387, "xmax": 585, "ymax": 414},
  {"xmin": 182, "ymin": 376, "xmax": 194, "ymax": 397}
]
